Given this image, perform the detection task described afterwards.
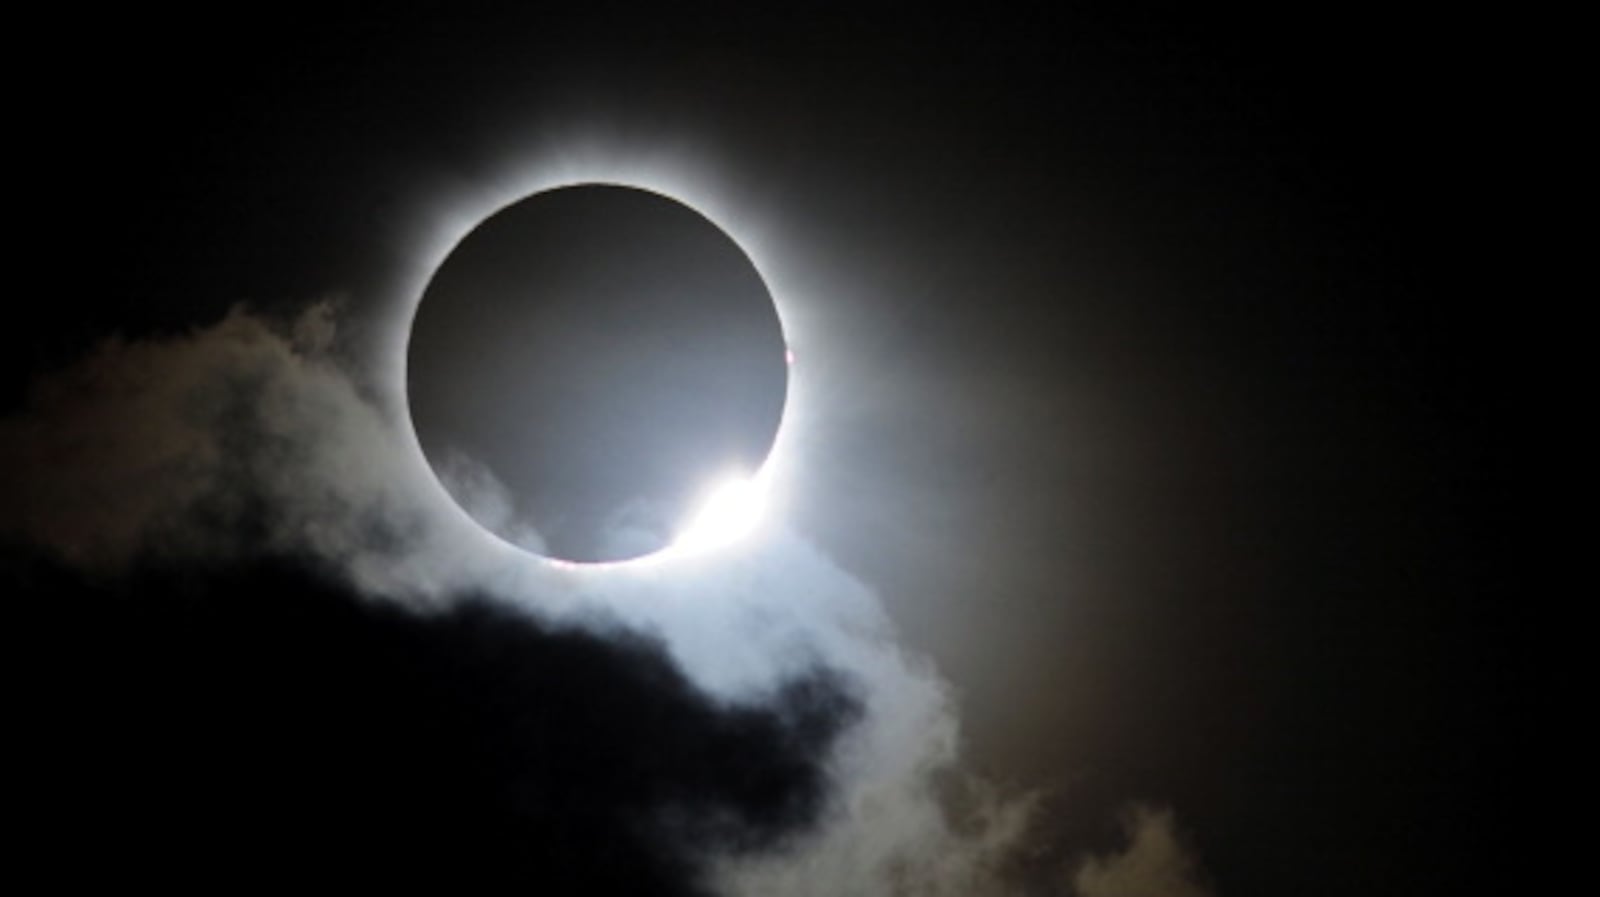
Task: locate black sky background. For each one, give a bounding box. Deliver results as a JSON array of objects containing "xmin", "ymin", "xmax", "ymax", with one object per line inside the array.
[{"xmin": 12, "ymin": 7, "xmax": 1519, "ymax": 895}]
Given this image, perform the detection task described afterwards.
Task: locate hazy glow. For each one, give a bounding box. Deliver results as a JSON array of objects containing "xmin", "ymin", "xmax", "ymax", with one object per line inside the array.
[{"xmin": 672, "ymin": 475, "xmax": 768, "ymax": 555}]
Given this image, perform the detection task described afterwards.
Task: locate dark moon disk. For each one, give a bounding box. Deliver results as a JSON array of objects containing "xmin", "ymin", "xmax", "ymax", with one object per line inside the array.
[{"xmin": 406, "ymin": 184, "xmax": 788, "ymax": 563}]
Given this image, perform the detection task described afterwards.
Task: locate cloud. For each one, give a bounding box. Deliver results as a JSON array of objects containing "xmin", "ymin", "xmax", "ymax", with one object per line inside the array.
[
  {"xmin": 1072, "ymin": 805, "xmax": 1214, "ymax": 897},
  {"xmin": 8, "ymin": 555, "xmax": 857, "ymax": 893},
  {"xmin": 430, "ymin": 446, "xmax": 550, "ymax": 553},
  {"xmin": 1, "ymin": 301, "xmax": 1211, "ymax": 895},
  {"xmin": 0, "ymin": 301, "xmax": 526, "ymax": 601}
]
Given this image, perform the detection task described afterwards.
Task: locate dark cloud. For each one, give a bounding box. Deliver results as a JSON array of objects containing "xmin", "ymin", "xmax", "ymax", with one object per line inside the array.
[
  {"xmin": 0, "ymin": 286, "xmax": 1207, "ymax": 897},
  {"xmin": 9, "ymin": 553, "xmax": 859, "ymax": 893},
  {"xmin": 1071, "ymin": 805, "xmax": 1212, "ymax": 897}
]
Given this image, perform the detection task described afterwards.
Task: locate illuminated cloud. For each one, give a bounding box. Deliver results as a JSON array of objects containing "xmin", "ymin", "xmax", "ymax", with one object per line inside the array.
[
  {"xmin": 1072, "ymin": 805, "xmax": 1214, "ymax": 897},
  {"xmin": 0, "ymin": 301, "xmax": 1052, "ymax": 893}
]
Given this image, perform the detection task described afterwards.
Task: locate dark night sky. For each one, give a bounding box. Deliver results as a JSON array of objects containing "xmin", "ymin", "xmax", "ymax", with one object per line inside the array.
[{"xmin": 9, "ymin": 7, "xmax": 1518, "ymax": 895}]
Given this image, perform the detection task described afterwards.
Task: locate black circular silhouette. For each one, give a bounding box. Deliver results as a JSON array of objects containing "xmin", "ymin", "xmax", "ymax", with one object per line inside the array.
[{"xmin": 407, "ymin": 185, "xmax": 787, "ymax": 563}]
